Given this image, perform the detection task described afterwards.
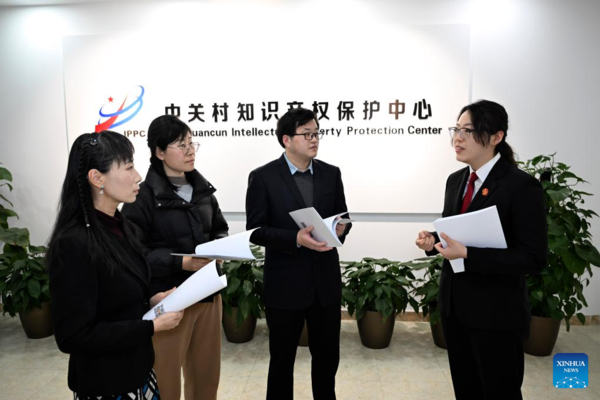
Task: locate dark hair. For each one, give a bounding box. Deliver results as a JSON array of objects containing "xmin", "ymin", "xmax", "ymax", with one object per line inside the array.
[
  {"xmin": 46, "ymin": 131, "xmax": 142, "ymax": 273},
  {"xmin": 458, "ymin": 100, "xmax": 516, "ymax": 166},
  {"xmin": 275, "ymin": 108, "xmax": 319, "ymax": 148},
  {"xmin": 147, "ymin": 115, "xmax": 192, "ymax": 189}
]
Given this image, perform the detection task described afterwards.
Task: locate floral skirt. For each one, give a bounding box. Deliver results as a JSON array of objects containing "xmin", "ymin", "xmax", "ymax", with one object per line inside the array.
[{"xmin": 74, "ymin": 369, "xmax": 160, "ymax": 400}]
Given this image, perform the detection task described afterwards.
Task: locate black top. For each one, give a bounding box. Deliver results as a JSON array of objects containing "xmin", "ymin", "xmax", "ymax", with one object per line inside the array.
[
  {"xmin": 121, "ymin": 167, "xmax": 229, "ymax": 298},
  {"xmin": 246, "ymin": 155, "xmax": 351, "ymax": 309},
  {"xmin": 427, "ymin": 157, "xmax": 547, "ymax": 331},
  {"xmin": 49, "ymin": 210, "xmax": 155, "ymax": 396}
]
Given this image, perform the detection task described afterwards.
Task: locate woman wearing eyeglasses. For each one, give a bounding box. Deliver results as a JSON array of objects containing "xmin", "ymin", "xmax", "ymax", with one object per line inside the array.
[
  {"xmin": 122, "ymin": 115, "xmax": 229, "ymax": 400},
  {"xmin": 415, "ymin": 100, "xmax": 547, "ymax": 400}
]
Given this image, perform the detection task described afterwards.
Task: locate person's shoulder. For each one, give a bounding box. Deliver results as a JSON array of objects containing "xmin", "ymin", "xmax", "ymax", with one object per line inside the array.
[
  {"xmin": 448, "ymin": 166, "xmax": 469, "ymax": 182},
  {"xmin": 507, "ymin": 164, "xmax": 542, "ymax": 188},
  {"xmin": 313, "ymin": 158, "xmax": 340, "ymax": 173},
  {"xmin": 55, "ymin": 224, "xmax": 87, "ymax": 246},
  {"xmin": 49, "ymin": 225, "xmax": 89, "ymax": 264},
  {"xmin": 251, "ymin": 158, "xmax": 281, "ymax": 175}
]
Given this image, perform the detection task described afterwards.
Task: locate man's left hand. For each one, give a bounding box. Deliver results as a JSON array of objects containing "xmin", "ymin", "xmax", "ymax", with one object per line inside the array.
[{"xmin": 434, "ymin": 233, "xmax": 467, "ymax": 260}]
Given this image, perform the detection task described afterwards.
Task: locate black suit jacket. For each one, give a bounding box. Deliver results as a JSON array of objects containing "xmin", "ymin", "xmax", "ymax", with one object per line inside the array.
[
  {"xmin": 49, "ymin": 220, "xmax": 155, "ymax": 396},
  {"xmin": 428, "ymin": 157, "xmax": 547, "ymax": 331},
  {"xmin": 246, "ymin": 155, "xmax": 351, "ymax": 310}
]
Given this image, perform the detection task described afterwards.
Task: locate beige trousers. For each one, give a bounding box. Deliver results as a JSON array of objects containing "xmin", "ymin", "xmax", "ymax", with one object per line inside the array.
[{"xmin": 153, "ymin": 296, "xmax": 222, "ymax": 400}]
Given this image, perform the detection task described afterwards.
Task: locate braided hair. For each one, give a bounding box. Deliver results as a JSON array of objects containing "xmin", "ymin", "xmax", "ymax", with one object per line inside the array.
[{"xmin": 47, "ymin": 131, "xmax": 143, "ymax": 273}]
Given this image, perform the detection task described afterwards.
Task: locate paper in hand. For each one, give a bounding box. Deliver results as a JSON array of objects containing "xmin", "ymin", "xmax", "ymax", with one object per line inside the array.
[
  {"xmin": 289, "ymin": 207, "xmax": 353, "ymax": 247},
  {"xmin": 143, "ymin": 260, "xmax": 227, "ymax": 320},
  {"xmin": 171, "ymin": 228, "xmax": 258, "ymax": 261},
  {"xmin": 433, "ymin": 206, "xmax": 507, "ymax": 273}
]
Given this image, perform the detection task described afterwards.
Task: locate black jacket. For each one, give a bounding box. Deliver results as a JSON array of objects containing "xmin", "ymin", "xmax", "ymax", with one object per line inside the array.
[
  {"xmin": 49, "ymin": 215, "xmax": 155, "ymax": 396},
  {"xmin": 427, "ymin": 157, "xmax": 547, "ymax": 331},
  {"xmin": 246, "ymin": 155, "xmax": 351, "ymax": 310},
  {"xmin": 122, "ymin": 167, "xmax": 229, "ymax": 298}
]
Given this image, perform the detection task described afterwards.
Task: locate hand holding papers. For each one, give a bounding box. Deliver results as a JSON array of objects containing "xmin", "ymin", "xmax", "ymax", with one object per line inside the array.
[
  {"xmin": 171, "ymin": 229, "xmax": 258, "ymax": 261},
  {"xmin": 433, "ymin": 206, "xmax": 507, "ymax": 273},
  {"xmin": 289, "ymin": 207, "xmax": 353, "ymax": 247},
  {"xmin": 143, "ymin": 260, "xmax": 227, "ymax": 320}
]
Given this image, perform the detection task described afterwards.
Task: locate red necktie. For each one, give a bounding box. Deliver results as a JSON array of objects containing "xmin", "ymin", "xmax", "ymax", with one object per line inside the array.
[{"xmin": 460, "ymin": 172, "xmax": 478, "ymax": 214}]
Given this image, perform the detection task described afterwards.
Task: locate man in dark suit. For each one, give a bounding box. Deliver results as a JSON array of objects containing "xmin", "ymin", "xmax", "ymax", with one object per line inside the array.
[
  {"xmin": 246, "ymin": 107, "xmax": 351, "ymax": 400},
  {"xmin": 416, "ymin": 100, "xmax": 547, "ymax": 400}
]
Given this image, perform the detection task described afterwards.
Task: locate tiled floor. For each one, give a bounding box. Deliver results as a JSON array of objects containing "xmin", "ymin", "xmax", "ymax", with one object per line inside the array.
[{"xmin": 1, "ymin": 314, "xmax": 599, "ymax": 399}]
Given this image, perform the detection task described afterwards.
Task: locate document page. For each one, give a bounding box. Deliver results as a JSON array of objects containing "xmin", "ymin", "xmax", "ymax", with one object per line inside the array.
[
  {"xmin": 143, "ymin": 261, "xmax": 227, "ymax": 320},
  {"xmin": 171, "ymin": 228, "xmax": 258, "ymax": 261},
  {"xmin": 289, "ymin": 207, "xmax": 352, "ymax": 247},
  {"xmin": 433, "ymin": 206, "xmax": 507, "ymax": 273}
]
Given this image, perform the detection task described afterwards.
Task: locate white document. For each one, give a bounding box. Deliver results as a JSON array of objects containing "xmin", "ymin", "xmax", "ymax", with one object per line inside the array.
[
  {"xmin": 143, "ymin": 260, "xmax": 227, "ymax": 320},
  {"xmin": 171, "ymin": 228, "xmax": 258, "ymax": 261},
  {"xmin": 433, "ymin": 205, "xmax": 507, "ymax": 273},
  {"xmin": 289, "ymin": 207, "xmax": 353, "ymax": 247}
]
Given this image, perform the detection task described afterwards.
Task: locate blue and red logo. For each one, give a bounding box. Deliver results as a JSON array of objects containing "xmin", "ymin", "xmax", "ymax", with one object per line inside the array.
[{"xmin": 95, "ymin": 85, "xmax": 145, "ymax": 132}]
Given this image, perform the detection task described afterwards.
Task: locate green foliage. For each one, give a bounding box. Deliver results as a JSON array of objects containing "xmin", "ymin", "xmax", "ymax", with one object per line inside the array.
[
  {"xmin": 221, "ymin": 245, "xmax": 265, "ymax": 328},
  {"xmin": 0, "ymin": 163, "xmax": 50, "ymax": 316},
  {"xmin": 341, "ymin": 257, "xmax": 418, "ymax": 323},
  {"xmin": 402, "ymin": 255, "xmax": 444, "ymax": 325},
  {"xmin": 519, "ymin": 154, "xmax": 600, "ymax": 331}
]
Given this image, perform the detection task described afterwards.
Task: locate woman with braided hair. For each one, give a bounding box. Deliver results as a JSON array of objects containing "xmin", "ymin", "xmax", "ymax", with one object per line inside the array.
[{"xmin": 46, "ymin": 130, "xmax": 184, "ymax": 400}]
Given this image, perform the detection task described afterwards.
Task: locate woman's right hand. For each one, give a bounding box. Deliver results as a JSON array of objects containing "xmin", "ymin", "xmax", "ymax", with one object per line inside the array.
[
  {"xmin": 415, "ymin": 231, "xmax": 435, "ymax": 252},
  {"xmin": 153, "ymin": 310, "xmax": 184, "ymax": 332},
  {"xmin": 182, "ymin": 256, "xmax": 211, "ymax": 272}
]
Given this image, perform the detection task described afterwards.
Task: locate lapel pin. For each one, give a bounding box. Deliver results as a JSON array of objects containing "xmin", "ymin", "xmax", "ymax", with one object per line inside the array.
[{"xmin": 482, "ymin": 188, "xmax": 489, "ymax": 196}]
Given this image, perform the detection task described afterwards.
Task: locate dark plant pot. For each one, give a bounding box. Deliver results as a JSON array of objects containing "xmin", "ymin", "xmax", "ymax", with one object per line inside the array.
[
  {"xmin": 430, "ymin": 321, "xmax": 447, "ymax": 349},
  {"xmin": 18, "ymin": 302, "xmax": 53, "ymax": 339},
  {"xmin": 524, "ymin": 315, "xmax": 561, "ymax": 357},
  {"xmin": 298, "ymin": 321, "xmax": 308, "ymax": 347},
  {"xmin": 222, "ymin": 307, "xmax": 257, "ymax": 343},
  {"xmin": 357, "ymin": 310, "xmax": 395, "ymax": 349}
]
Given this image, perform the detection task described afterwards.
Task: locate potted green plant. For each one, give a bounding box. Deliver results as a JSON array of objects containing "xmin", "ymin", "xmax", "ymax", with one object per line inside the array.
[
  {"xmin": 221, "ymin": 245, "xmax": 265, "ymax": 343},
  {"xmin": 0, "ymin": 164, "xmax": 52, "ymax": 339},
  {"xmin": 403, "ymin": 255, "xmax": 446, "ymax": 349},
  {"xmin": 341, "ymin": 257, "xmax": 417, "ymax": 349},
  {"xmin": 519, "ymin": 154, "xmax": 600, "ymax": 356}
]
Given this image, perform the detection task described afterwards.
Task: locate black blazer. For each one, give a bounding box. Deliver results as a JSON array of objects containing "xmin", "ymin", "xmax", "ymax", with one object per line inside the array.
[
  {"xmin": 246, "ymin": 155, "xmax": 351, "ymax": 310},
  {"xmin": 49, "ymin": 219, "xmax": 155, "ymax": 396},
  {"xmin": 428, "ymin": 157, "xmax": 547, "ymax": 331},
  {"xmin": 122, "ymin": 167, "xmax": 229, "ymax": 298}
]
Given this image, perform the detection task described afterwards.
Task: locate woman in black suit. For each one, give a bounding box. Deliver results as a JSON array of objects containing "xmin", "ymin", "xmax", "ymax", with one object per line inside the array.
[
  {"xmin": 415, "ymin": 100, "xmax": 547, "ymax": 400},
  {"xmin": 46, "ymin": 131, "xmax": 183, "ymax": 400}
]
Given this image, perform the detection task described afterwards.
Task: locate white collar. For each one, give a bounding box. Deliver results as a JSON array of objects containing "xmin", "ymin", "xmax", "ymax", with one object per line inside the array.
[{"xmin": 470, "ymin": 152, "xmax": 501, "ymax": 183}]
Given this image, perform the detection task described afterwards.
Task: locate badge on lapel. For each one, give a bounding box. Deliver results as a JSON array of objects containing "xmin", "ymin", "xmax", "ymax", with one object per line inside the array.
[{"xmin": 482, "ymin": 188, "xmax": 489, "ymax": 196}]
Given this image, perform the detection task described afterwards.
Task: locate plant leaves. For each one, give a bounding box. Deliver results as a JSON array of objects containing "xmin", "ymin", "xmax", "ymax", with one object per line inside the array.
[
  {"xmin": 243, "ymin": 280, "xmax": 252, "ymax": 296},
  {"xmin": 0, "ymin": 167, "xmax": 12, "ymax": 182},
  {"xmin": 0, "ymin": 227, "xmax": 29, "ymax": 247},
  {"xmin": 27, "ymin": 279, "xmax": 41, "ymax": 299}
]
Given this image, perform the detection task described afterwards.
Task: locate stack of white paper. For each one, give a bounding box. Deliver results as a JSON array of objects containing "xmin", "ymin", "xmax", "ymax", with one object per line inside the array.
[
  {"xmin": 433, "ymin": 206, "xmax": 507, "ymax": 273},
  {"xmin": 171, "ymin": 228, "xmax": 258, "ymax": 261},
  {"xmin": 289, "ymin": 207, "xmax": 353, "ymax": 247},
  {"xmin": 143, "ymin": 260, "xmax": 227, "ymax": 320}
]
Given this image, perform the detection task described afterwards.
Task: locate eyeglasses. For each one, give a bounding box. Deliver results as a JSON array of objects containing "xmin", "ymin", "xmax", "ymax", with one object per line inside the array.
[
  {"xmin": 289, "ymin": 132, "xmax": 324, "ymax": 141},
  {"xmin": 448, "ymin": 127, "xmax": 475, "ymax": 141},
  {"xmin": 167, "ymin": 142, "xmax": 200, "ymax": 155}
]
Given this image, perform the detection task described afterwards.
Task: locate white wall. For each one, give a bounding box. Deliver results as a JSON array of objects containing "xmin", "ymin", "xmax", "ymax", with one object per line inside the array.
[{"xmin": 1, "ymin": 0, "xmax": 599, "ymax": 314}]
